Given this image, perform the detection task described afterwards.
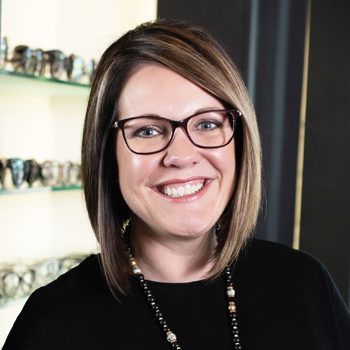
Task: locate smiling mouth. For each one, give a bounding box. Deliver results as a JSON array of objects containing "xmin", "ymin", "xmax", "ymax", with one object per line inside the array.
[{"xmin": 157, "ymin": 179, "xmax": 207, "ymax": 198}]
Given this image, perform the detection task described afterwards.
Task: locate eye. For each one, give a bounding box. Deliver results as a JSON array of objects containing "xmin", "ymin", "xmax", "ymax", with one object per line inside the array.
[
  {"xmin": 195, "ymin": 119, "xmax": 222, "ymax": 131},
  {"xmin": 132, "ymin": 126, "xmax": 163, "ymax": 138}
]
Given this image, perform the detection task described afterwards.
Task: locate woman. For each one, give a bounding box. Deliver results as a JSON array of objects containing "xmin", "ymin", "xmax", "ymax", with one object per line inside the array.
[{"xmin": 4, "ymin": 20, "xmax": 350, "ymax": 350}]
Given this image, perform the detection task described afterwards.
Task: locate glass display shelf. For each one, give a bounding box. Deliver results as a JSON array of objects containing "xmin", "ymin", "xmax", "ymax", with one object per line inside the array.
[
  {"xmin": 0, "ymin": 69, "xmax": 90, "ymax": 97},
  {"xmin": 0, "ymin": 184, "xmax": 81, "ymax": 195}
]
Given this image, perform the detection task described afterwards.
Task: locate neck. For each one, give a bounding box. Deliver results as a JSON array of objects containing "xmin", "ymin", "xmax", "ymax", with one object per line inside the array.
[{"xmin": 130, "ymin": 223, "xmax": 217, "ymax": 283}]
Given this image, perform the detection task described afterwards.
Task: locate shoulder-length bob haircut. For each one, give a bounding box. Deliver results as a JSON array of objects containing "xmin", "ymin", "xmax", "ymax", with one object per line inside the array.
[{"xmin": 81, "ymin": 19, "xmax": 261, "ymax": 297}]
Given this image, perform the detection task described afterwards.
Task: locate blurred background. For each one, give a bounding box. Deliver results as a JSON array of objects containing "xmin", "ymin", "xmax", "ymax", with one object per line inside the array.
[{"xmin": 0, "ymin": 0, "xmax": 349, "ymax": 345}]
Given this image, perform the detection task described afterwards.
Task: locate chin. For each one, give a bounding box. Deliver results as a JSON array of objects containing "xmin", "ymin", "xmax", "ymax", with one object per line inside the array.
[{"xmin": 159, "ymin": 221, "xmax": 215, "ymax": 240}]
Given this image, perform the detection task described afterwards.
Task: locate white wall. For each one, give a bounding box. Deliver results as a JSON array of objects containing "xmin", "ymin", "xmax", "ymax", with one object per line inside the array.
[
  {"xmin": 0, "ymin": 0, "xmax": 157, "ymax": 345},
  {"xmin": 2, "ymin": 0, "xmax": 157, "ymax": 60}
]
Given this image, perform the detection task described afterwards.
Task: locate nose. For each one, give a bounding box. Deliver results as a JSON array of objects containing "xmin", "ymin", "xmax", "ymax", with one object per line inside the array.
[{"xmin": 163, "ymin": 128, "xmax": 202, "ymax": 168}]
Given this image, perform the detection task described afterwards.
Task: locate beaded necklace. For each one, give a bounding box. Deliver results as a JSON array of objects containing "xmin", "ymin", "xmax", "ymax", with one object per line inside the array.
[{"xmin": 125, "ymin": 244, "xmax": 243, "ymax": 349}]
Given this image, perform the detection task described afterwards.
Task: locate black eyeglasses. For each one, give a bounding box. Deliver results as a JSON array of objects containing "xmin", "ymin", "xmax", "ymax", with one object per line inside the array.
[{"xmin": 113, "ymin": 108, "xmax": 241, "ymax": 155}]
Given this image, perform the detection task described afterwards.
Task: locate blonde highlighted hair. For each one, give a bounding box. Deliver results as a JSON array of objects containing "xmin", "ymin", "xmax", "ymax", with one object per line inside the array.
[{"xmin": 81, "ymin": 19, "xmax": 261, "ymax": 297}]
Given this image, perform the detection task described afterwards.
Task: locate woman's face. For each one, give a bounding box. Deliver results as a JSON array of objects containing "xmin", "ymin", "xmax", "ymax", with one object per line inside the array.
[{"xmin": 116, "ymin": 64, "xmax": 236, "ymax": 240}]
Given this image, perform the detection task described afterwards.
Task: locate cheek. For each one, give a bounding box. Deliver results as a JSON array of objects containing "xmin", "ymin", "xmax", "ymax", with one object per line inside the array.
[
  {"xmin": 207, "ymin": 143, "xmax": 236, "ymax": 182},
  {"xmin": 116, "ymin": 135, "xmax": 158, "ymax": 192},
  {"xmin": 116, "ymin": 137, "xmax": 140, "ymax": 191}
]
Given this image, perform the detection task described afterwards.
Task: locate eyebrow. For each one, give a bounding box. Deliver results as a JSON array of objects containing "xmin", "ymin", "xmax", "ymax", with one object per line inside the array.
[{"xmin": 119, "ymin": 106, "xmax": 223, "ymax": 120}]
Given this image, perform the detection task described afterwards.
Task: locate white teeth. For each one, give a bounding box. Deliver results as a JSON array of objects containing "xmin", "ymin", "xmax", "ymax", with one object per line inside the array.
[
  {"xmin": 177, "ymin": 186, "xmax": 185, "ymax": 196},
  {"xmin": 185, "ymin": 184, "xmax": 192, "ymax": 195},
  {"xmin": 161, "ymin": 181, "xmax": 205, "ymax": 197}
]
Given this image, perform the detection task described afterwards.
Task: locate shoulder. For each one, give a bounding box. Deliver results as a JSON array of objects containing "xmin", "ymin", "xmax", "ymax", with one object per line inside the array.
[
  {"xmin": 23, "ymin": 254, "xmax": 108, "ymax": 307},
  {"xmin": 235, "ymin": 238, "xmax": 338, "ymax": 295},
  {"xmin": 240, "ymin": 238, "xmax": 326, "ymax": 273},
  {"xmin": 236, "ymin": 239, "xmax": 350, "ymax": 347},
  {"xmin": 36, "ymin": 253, "xmax": 107, "ymax": 299},
  {"xmin": 29, "ymin": 254, "xmax": 112, "ymax": 312},
  {"xmin": 3, "ymin": 254, "xmax": 114, "ymax": 349},
  {"xmin": 236, "ymin": 238, "xmax": 346, "ymax": 305}
]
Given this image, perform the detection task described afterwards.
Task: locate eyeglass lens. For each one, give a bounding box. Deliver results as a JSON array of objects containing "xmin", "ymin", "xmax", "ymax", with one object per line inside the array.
[{"xmin": 122, "ymin": 110, "xmax": 234, "ymax": 154}]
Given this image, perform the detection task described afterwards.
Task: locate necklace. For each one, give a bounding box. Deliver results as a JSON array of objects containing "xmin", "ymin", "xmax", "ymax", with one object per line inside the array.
[{"xmin": 125, "ymin": 244, "xmax": 243, "ymax": 349}]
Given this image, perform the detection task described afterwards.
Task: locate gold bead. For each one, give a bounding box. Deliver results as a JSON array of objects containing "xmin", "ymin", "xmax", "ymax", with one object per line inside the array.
[{"xmin": 228, "ymin": 301, "xmax": 236, "ymax": 312}]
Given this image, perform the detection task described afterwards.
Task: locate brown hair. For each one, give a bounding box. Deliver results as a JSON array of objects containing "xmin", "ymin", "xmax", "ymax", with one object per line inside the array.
[{"xmin": 81, "ymin": 19, "xmax": 261, "ymax": 297}]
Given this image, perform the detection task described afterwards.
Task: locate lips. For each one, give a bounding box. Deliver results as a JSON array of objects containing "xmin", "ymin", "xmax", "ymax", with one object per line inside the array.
[{"xmin": 155, "ymin": 178, "xmax": 209, "ymax": 198}]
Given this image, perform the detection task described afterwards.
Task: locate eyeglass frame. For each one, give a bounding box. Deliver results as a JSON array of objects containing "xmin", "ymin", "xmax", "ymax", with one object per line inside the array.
[{"xmin": 112, "ymin": 108, "xmax": 242, "ymax": 155}]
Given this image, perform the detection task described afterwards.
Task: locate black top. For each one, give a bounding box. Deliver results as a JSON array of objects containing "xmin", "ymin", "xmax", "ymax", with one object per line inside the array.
[{"xmin": 3, "ymin": 239, "xmax": 350, "ymax": 350}]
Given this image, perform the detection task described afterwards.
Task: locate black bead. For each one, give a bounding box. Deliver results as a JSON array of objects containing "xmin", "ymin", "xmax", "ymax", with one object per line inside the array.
[
  {"xmin": 158, "ymin": 320, "xmax": 166, "ymax": 327},
  {"xmin": 138, "ymin": 275, "xmax": 144, "ymax": 283}
]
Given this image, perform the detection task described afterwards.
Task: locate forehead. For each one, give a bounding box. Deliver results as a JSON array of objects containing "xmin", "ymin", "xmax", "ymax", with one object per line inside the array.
[{"xmin": 117, "ymin": 63, "xmax": 224, "ymax": 120}]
